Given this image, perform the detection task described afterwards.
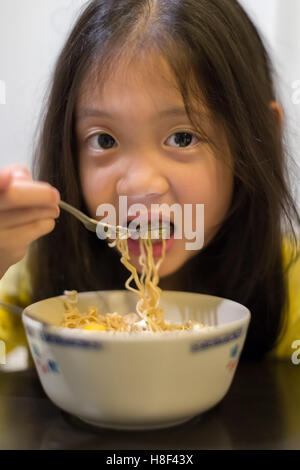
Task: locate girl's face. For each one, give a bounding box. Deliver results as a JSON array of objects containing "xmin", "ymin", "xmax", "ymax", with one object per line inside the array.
[{"xmin": 76, "ymin": 53, "xmax": 234, "ymax": 277}]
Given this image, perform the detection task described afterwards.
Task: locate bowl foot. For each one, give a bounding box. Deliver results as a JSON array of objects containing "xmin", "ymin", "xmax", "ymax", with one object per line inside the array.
[{"xmin": 77, "ymin": 414, "xmax": 195, "ymax": 431}]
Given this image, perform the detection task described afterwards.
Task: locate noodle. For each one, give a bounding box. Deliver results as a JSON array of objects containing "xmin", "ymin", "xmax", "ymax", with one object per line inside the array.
[{"xmin": 61, "ymin": 230, "xmax": 205, "ymax": 333}]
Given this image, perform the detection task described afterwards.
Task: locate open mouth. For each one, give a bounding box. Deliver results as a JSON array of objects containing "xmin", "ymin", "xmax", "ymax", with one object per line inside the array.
[{"xmin": 123, "ymin": 218, "xmax": 176, "ymax": 257}]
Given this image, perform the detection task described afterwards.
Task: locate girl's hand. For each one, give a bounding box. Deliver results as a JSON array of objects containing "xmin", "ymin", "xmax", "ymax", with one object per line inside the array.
[{"xmin": 0, "ymin": 164, "xmax": 60, "ymax": 280}]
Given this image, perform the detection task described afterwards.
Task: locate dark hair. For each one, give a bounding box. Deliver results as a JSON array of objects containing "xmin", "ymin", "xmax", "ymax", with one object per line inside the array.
[{"xmin": 28, "ymin": 0, "xmax": 300, "ymax": 361}]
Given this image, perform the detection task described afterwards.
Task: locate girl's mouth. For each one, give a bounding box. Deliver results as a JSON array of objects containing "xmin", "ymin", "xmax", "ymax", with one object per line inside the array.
[{"xmin": 126, "ymin": 222, "xmax": 175, "ymax": 258}]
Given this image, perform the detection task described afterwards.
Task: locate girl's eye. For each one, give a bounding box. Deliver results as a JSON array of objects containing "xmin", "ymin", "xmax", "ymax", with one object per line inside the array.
[
  {"xmin": 165, "ymin": 132, "xmax": 200, "ymax": 148},
  {"xmin": 88, "ymin": 133, "xmax": 117, "ymax": 152},
  {"xmin": 86, "ymin": 131, "xmax": 202, "ymax": 152}
]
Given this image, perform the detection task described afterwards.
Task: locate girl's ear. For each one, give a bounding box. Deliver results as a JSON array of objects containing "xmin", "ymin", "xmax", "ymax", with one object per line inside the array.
[{"xmin": 269, "ymin": 101, "xmax": 284, "ymax": 131}]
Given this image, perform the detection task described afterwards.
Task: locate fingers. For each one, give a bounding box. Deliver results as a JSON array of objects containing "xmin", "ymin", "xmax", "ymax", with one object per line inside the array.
[
  {"xmin": 0, "ymin": 168, "xmax": 13, "ymax": 192},
  {"xmin": 0, "ymin": 205, "xmax": 60, "ymax": 230},
  {"xmin": 0, "ymin": 164, "xmax": 33, "ymax": 192},
  {"xmin": 5, "ymin": 163, "xmax": 33, "ymax": 181},
  {"xmin": 0, "ymin": 164, "xmax": 61, "ymax": 279},
  {"xmin": 0, "ymin": 164, "xmax": 59, "ymax": 208},
  {"xmin": 0, "ymin": 218, "xmax": 57, "ymax": 269},
  {"xmin": 0, "ymin": 218, "xmax": 57, "ymax": 247},
  {"xmin": 0, "ymin": 180, "xmax": 60, "ymax": 210}
]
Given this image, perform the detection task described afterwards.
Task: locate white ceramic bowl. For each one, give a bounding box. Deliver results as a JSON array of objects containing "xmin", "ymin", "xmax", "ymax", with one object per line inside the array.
[{"xmin": 22, "ymin": 290, "xmax": 250, "ymax": 431}]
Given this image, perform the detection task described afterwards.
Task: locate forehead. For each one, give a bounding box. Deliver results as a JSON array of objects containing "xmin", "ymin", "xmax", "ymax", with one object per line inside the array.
[{"xmin": 76, "ymin": 52, "xmax": 187, "ymax": 112}]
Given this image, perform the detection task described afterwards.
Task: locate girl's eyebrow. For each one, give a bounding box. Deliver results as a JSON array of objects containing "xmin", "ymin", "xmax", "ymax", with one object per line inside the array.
[{"xmin": 76, "ymin": 106, "xmax": 191, "ymax": 122}]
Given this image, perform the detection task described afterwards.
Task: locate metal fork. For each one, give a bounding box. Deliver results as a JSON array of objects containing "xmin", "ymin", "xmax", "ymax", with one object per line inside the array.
[{"xmin": 58, "ymin": 200, "xmax": 168, "ymax": 239}]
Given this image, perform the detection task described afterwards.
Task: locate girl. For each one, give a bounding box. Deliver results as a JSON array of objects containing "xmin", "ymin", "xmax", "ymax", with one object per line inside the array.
[{"xmin": 0, "ymin": 0, "xmax": 299, "ymax": 361}]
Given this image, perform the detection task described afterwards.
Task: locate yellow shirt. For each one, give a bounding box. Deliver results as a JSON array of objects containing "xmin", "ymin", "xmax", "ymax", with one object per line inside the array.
[
  {"xmin": 269, "ymin": 236, "xmax": 300, "ymax": 359},
  {"xmin": 0, "ymin": 238, "xmax": 299, "ymax": 359},
  {"xmin": 0, "ymin": 253, "xmax": 31, "ymax": 354}
]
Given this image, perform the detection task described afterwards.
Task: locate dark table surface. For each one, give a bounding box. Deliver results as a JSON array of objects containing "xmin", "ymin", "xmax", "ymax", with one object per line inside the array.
[{"xmin": 0, "ymin": 359, "xmax": 299, "ymax": 450}]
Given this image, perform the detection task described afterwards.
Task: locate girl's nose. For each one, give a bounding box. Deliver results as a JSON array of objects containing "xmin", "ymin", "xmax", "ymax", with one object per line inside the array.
[{"xmin": 116, "ymin": 157, "xmax": 169, "ymax": 201}]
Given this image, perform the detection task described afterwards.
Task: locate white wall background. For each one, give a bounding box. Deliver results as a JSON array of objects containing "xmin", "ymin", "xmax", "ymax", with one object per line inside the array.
[
  {"xmin": 239, "ymin": 0, "xmax": 300, "ymax": 206},
  {"xmin": 0, "ymin": 0, "xmax": 87, "ymax": 168},
  {"xmin": 0, "ymin": 0, "xmax": 299, "ymax": 203}
]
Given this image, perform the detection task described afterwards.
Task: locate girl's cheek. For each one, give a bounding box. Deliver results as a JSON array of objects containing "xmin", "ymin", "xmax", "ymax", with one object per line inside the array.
[
  {"xmin": 173, "ymin": 160, "xmax": 233, "ymax": 240},
  {"xmin": 79, "ymin": 161, "xmax": 93, "ymax": 202},
  {"xmin": 80, "ymin": 162, "xmax": 118, "ymax": 215},
  {"xmin": 79, "ymin": 158, "xmax": 100, "ymax": 209}
]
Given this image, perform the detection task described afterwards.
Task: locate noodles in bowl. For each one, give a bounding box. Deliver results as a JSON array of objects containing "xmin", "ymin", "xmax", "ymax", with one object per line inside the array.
[{"xmin": 61, "ymin": 233, "xmax": 207, "ymax": 333}]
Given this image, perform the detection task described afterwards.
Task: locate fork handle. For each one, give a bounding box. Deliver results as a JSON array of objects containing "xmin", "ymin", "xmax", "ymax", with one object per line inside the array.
[{"xmin": 58, "ymin": 201, "xmax": 90, "ymax": 224}]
